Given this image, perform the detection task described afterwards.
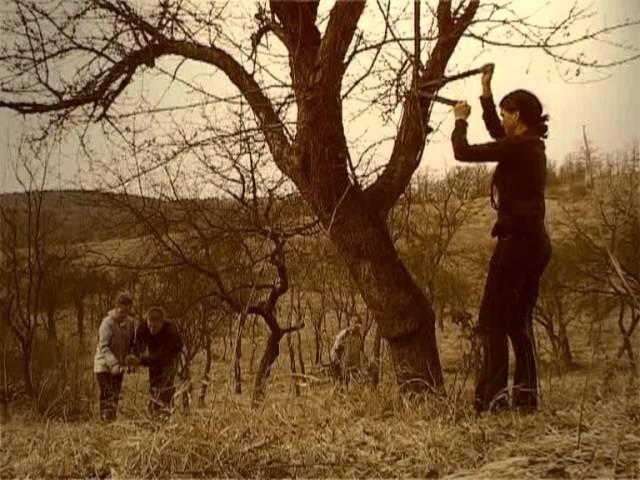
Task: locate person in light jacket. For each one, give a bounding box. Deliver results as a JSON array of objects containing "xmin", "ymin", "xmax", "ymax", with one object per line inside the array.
[
  {"xmin": 330, "ymin": 322, "xmax": 363, "ymax": 385},
  {"xmin": 93, "ymin": 293, "xmax": 136, "ymax": 421}
]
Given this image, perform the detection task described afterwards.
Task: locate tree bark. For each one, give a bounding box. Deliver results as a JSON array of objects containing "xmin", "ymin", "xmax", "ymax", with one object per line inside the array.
[
  {"xmin": 287, "ymin": 92, "xmax": 443, "ymax": 392},
  {"xmin": 251, "ymin": 328, "xmax": 283, "ymax": 407},
  {"xmin": 277, "ymin": 0, "xmax": 481, "ymax": 394},
  {"xmin": 324, "ymin": 192, "xmax": 444, "ymax": 392}
]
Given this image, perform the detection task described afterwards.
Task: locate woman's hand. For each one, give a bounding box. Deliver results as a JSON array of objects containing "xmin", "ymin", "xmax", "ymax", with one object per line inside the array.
[
  {"xmin": 454, "ymin": 101, "xmax": 471, "ymax": 121},
  {"xmin": 481, "ymin": 63, "xmax": 494, "ymax": 97}
]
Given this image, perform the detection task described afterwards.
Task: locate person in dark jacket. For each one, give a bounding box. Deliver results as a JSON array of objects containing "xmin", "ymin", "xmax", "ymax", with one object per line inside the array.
[
  {"xmin": 126, "ymin": 306, "xmax": 183, "ymax": 415},
  {"xmin": 450, "ymin": 63, "xmax": 552, "ymax": 413}
]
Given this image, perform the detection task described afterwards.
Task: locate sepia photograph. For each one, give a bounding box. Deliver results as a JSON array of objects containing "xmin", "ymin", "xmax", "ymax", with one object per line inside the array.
[{"xmin": 0, "ymin": 1, "xmax": 638, "ymax": 478}]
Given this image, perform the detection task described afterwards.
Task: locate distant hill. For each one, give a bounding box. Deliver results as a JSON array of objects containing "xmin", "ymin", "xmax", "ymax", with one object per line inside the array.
[
  {"xmin": 0, "ymin": 188, "xmax": 314, "ymax": 248},
  {"xmin": 0, "ymin": 189, "xmax": 170, "ymax": 245},
  {"xmin": 0, "ymin": 186, "xmax": 584, "ymax": 249}
]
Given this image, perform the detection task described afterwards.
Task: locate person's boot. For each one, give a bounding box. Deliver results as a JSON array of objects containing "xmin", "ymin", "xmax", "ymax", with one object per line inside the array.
[{"xmin": 488, "ymin": 392, "xmax": 510, "ymax": 413}]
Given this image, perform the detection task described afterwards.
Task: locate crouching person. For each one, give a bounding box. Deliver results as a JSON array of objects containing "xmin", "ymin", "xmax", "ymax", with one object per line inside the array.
[
  {"xmin": 94, "ymin": 293, "xmax": 136, "ymax": 422},
  {"xmin": 127, "ymin": 306, "xmax": 183, "ymax": 416},
  {"xmin": 330, "ymin": 322, "xmax": 363, "ymax": 386}
]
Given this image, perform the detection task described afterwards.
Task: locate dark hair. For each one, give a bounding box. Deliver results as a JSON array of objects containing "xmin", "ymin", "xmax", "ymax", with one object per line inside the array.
[
  {"xmin": 499, "ymin": 89, "xmax": 549, "ymax": 138},
  {"xmin": 146, "ymin": 306, "xmax": 166, "ymax": 320}
]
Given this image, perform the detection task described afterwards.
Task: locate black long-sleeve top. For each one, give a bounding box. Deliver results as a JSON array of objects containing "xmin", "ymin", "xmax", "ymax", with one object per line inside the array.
[
  {"xmin": 451, "ymin": 95, "xmax": 547, "ymax": 237},
  {"xmin": 135, "ymin": 321, "xmax": 183, "ymax": 370}
]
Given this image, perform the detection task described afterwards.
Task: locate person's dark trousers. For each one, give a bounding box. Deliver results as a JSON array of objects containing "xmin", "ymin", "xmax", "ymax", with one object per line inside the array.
[
  {"xmin": 148, "ymin": 363, "xmax": 177, "ymax": 415},
  {"xmin": 475, "ymin": 334, "xmax": 510, "ymax": 412},
  {"xmin": 474, "ymin": 232, "xmax": 551, "ymax": 413},
  {"xmin": 96, "ymin": 372, "xmax": 124, "ymax": 421}
]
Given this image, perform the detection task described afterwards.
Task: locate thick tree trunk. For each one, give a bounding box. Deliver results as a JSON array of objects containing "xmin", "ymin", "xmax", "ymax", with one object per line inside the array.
[
  {"xmin": 291, "ymin": 95, "xmax": 443, "ymax": 392},
  {"xmin": 324, "ymin": 194, "xmax": 444, "ymax": 392},
  {"xmin": 273, "ymin": 1, "xmax": 478, "ymax": 392},
  {"xmin": 251, "ymin": 328, "xmax": 283, "ymax": 407},
  {"xmin": 310, "ymin": 201, "xmax": 443, "ymax": 393}
]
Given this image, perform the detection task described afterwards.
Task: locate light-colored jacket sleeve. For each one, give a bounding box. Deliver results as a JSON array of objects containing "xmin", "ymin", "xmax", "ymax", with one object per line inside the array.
[
  {"xmin": 128, "ymin": 318, "xmax": 138, "ymax": 354},
  {"xmin": 97, "ymin": 319, "xmax": 119, "ymax": 369},
  {"xmin": 330, "ymin": 329, "xmax": 348, "ymax": 363}
]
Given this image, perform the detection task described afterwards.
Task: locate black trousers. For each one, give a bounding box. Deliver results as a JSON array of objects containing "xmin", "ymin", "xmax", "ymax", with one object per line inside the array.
[
  {"xmin": 475, "ymin": 233, "xmax": 551, "ymax": 412},
  {"xmin": 96, "ymin": 372, "xmax": 124, "ymax": 421},
  {"xmin": 148, "ymin": 362, "xmax": 177, "ymax": 414}
]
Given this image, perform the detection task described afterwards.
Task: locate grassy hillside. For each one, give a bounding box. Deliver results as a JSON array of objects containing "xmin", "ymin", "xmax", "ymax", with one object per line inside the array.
[{"xmin": 2, "ymin": 186, "xmax": 638, "ymax": 478}]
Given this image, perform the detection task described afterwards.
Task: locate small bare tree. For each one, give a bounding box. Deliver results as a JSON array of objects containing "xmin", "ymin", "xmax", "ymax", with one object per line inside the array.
[
  {"xmin": 564, "ymin": 140, "xmax": 640, "ymax": 371},
  {"xmin": 534, "ymin": 243, "xmax": 587, "ymax": 369},
  {"xmin": 399, "ymin": 166, "xmax": 486, "ymax": 330},
  {"xmin": 93, "ymin": 126, "xmax": 316, "ymax": 405},
  {"xmin": 0, "ymin": 141, "xmax": 53, "ymax": 398}
]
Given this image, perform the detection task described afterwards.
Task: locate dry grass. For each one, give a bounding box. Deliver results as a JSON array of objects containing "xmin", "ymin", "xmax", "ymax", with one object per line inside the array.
[
  {"xmin": 1, "ymin": 189, "xmax": 637, "ymax": 478},
  {"xmin": 2, "ymin": 361, "xmax": 638, "ymax": 479}
]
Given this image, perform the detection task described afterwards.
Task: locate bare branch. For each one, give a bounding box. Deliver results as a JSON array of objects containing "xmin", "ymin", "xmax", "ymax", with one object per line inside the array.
[
  {"xmin": 364, "ymin": 0, "xmax": 480, "ymax": 216},
  {"xmin": 317, "ymin": 0, "xmax": 366, "ymax": 90}
]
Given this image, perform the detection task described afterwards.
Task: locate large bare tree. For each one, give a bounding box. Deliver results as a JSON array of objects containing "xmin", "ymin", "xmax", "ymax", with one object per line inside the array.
[{"xmin": 1, "ymin": 0, "xmax": 637, "ymax": 391}]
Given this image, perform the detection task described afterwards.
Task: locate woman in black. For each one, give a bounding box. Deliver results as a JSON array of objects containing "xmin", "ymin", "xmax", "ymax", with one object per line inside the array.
[{"xmin": 450, "ymin": 64, "xmax": 551, "ymax": 413}]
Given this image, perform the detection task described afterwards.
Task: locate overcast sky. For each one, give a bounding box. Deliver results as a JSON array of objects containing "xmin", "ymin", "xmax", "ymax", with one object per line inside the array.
[{"xmin": 0, "ymin": 0, "xmax": 638, "ymax": 193}]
